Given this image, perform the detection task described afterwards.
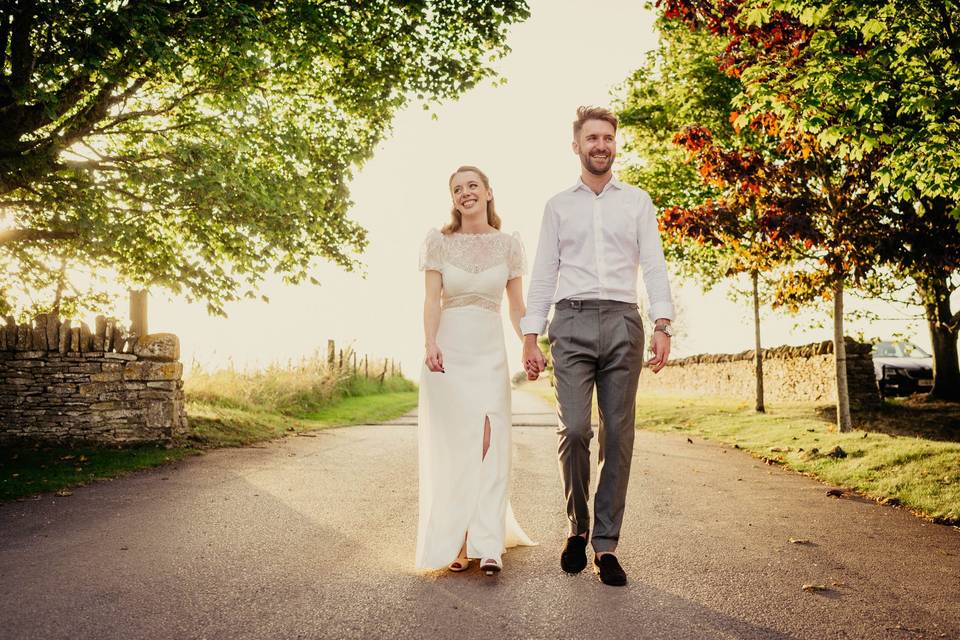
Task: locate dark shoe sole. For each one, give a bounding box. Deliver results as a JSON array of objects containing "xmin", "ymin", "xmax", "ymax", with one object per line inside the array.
[{"xmin": 593, "ymin": 564, "xmax": 627, "ymax": 586}]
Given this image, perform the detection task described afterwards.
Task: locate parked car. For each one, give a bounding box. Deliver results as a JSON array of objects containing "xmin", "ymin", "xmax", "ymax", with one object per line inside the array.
[{"xmin": 871, "ymin": 340, "xmax": 934, "ymax": 397}]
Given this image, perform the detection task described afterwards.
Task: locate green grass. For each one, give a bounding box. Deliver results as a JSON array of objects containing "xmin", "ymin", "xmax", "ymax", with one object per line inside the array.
[
  {"xmin": 526, "ymin": 380, "xmax": 960, "ymax": 525},
  {"xmin": 0, "ymin": 444, "xmax": 195, "ymax": 502}
]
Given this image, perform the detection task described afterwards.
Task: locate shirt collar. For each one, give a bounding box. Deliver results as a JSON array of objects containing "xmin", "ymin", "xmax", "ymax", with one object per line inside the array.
[{"xmin": 571, "ymin": 176, "xmax": 624, "ymax": 195}]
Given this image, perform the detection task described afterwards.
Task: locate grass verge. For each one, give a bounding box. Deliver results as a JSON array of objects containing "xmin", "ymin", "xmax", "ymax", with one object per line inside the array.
[
  {"xmin": 525, "ymin": 380, "xmax": 960, "ymax": 525},
  {"xmin": 1, "ymin": 388, "xmax": 417, "ymax": 503}
]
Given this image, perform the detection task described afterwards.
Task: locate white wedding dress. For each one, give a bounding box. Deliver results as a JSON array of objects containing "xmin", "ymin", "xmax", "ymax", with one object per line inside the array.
[{"xmin": 415, "ymin": 228, "xmax": 536, "ymax": 570}]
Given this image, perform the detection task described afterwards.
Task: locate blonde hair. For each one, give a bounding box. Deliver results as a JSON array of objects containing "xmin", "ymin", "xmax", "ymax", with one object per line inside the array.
[
  {"xmin": 442, "ymin": 165, "xmax": 502, "ymax": 234},
  {"xmin": 573, "ymin": 105, "xmax": 618, "ymax": 139}
]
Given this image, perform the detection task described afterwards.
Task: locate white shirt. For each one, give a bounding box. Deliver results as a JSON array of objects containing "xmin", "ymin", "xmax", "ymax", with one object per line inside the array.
[{"xmin": 520, "ymin": 176, "xmax": 675, "ymax": 336}]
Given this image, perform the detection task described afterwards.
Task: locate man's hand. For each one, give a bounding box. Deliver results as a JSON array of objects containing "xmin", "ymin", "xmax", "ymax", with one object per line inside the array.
[
  {"xmin": 425, "ymin": 343, "xmax": 444, "ymax": 373},
  {"xmin": 646, "ymin": 328, "xmax": 671, "ymax": 373},
  {"xmin": 522, "ymin": 335, "xmax": 547, "ymax": 380}
]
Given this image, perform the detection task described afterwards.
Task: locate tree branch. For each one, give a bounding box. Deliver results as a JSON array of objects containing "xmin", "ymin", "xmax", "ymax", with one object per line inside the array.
[{"xmin": 0, "ymin": 229, "xmax": 78, "ymax": 246}]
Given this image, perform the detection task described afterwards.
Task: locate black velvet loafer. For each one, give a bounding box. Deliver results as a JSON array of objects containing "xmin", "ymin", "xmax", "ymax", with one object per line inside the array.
[
  {"xmin": 560, "ymin": 534, "xmax": 588, "ymax": 574},
  {"xmin": 593, "ymin": 553, "xmax": 627, "ymax": 586}
]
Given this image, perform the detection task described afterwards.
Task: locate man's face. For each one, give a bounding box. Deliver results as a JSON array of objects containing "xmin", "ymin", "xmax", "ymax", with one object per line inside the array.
[{"xmin": 573, "ymin": 119, "xmax": 616, "ymax": 176}]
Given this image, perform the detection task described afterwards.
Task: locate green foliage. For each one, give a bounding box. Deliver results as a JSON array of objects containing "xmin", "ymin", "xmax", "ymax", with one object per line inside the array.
[{"xmin": 0, "ymin": 0, "xmax": 530, "ymax": 314}]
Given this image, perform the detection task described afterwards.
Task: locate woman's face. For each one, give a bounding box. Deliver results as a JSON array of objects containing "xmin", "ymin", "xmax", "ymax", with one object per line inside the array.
[{"xmin": 450, "ymin": 171, "xmax": 492, "ymax": 219}]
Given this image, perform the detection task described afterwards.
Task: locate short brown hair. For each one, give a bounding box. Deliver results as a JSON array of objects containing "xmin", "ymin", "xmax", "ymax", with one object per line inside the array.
[{"xmin": 573, "ymin": 106, "xmax": 618, "ymax": 139}]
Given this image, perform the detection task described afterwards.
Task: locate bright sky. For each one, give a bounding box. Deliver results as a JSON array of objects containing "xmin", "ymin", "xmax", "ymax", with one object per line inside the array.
[{"xmin": 139, "ymin": 0, "xmax": 928, "ymax": 376}]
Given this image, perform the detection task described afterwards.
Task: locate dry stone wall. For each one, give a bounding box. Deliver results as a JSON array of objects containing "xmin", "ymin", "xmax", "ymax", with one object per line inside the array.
[
  {"xmin": 0, "ymin": 313, "xmax": 187, "ymax": 445},
  {"xmin": 638, "ymin": 337, "xmax": 881, "ymax": 410}
]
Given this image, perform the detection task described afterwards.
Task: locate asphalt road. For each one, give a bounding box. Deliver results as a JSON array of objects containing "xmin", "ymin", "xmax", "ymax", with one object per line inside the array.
[{"xmin": 1, "ymin": 390, "xmax": 958, "ymax": 640}]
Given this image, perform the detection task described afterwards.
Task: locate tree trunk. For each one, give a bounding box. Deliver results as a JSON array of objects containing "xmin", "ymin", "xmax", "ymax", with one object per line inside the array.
[
  {"xmin": 833, "ymin": 280, "xmax": 852, "ymax": 432},
  {"xmin": 920, "ymin": 276, "xmax": 960, "ymax": 401},
  {"xmin": 752, "ymin": 270, "xmax": 765, "ymax": 413}
]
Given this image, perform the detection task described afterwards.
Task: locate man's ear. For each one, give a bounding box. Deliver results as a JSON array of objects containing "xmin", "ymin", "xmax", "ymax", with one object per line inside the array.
[{"xmin": 571, "ymin": 140, "xmax": 580, "ymax": 155}]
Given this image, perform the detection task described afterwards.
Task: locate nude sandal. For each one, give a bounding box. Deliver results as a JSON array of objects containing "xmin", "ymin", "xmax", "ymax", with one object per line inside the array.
[{"xmin": 480, "ymin": 558, "xmax": 502, "ymax": 576}]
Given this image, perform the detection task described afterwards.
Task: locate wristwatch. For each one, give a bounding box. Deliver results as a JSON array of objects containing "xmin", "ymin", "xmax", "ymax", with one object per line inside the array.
[{"xmin": 654, "ymin": 323, "xmax": 674, "ymax": 338}]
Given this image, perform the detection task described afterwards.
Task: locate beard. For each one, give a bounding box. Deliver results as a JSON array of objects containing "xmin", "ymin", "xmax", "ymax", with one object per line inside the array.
[{"xmin": 581, "ymin": 150, "xmax": 615, "ymax": 175}]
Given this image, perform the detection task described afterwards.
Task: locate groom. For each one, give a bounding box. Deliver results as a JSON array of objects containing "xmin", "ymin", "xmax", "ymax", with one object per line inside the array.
[{"xmin": 521, "ymin": 106, "xmax": 674, "ymax": 586}]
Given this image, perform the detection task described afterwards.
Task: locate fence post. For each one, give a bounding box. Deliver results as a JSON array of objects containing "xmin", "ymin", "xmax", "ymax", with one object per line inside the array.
[
  {"xmin": 352, "ymin": 352, "xmax": 357, "ymax": 376},
  {"xmin": 338, "ymin": 349, "xmax": 343, "ymax": 369},
  {"xmin": 327, "ymin": 340, "xmax": 335, "ymax": 367},
  {"xmin": 364, "ymin": 355, "xmax": 368, "ymax": 378}
]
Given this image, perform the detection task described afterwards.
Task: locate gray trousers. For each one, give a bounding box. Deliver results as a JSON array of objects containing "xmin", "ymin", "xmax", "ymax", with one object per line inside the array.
[{"xmin": 547, "ymin": 299, "xmax": 645, "ymax": 553}]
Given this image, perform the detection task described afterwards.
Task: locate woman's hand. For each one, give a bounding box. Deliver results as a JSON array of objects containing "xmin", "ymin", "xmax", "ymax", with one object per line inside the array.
[{"xmin": 425, "ymin": 343, "xmax": 445, "ymax": 373}]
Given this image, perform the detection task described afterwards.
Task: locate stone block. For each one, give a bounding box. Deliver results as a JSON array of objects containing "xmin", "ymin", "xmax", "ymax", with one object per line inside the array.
[
  {"xmin": 134, "ymin": 334, "xmax": 180, "ymax": 362},
  {"xmin": 79, "ymin": 322, "xmax": 92, "ymax": 353},
  {"xmin": 122, "ymin": 361, "xmax": 183, "ymax": 382},
  {"xmin": 58, "ymin": 320, "xmax": 71, "ymax": 354},
  {"xmin": 46, "ymin": 315, "xmax": 60, "ymax": 352},
  {"xmin": 16, "ymin": 323, "xmax": 31, "ymax": 351},
  {"xmin": 91, "ymin": 401, "xmax": 122, "ymax": 410},
  {"xmin": 32, "ymin": 314, "xmax": 48, "ymax": 351},
  {"xmin": 69, "ymin": 327, "xmax": 80, "ymax": 353},
  {"xmin": 112, "ymin": 325, "xmax": 127, "ymax": 353},
  {"xmin": 104, "ymin": 352, "xmax": 137, "ymax": 361},
  {"xmin": 90, "ymin": 371, "xmax": 123, "ymax": 383},
  {"xmin": 104, "ymin": 318, "xmax": 115, "ymax": 352},
  {"xmin": 146, "ymin": 381, "xmax": 178, "ymax": 390},
  {"xmin": 4, "ymin": 316, "xmax": 16, "ymax": 349}
]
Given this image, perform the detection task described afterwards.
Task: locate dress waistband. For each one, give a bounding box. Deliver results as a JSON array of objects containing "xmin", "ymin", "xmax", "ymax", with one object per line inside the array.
[{"xmin": 554, "ymin": 299, "xmax": 638, "ymax": 310}]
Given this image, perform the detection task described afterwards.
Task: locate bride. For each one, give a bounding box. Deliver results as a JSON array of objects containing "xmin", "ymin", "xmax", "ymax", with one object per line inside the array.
[{"xmin": 416, "ymin": 165, "xmax": 535, "ymax": 575}]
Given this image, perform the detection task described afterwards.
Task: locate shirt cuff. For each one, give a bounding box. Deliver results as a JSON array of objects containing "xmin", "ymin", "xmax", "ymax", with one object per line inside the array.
[
  {"xmin": 520, "ymin": 315, "xmax": 548, "ymax": 336},
  {"xmin": 648, "ymin": 302, "xmax": 674, "ymax": 324}
]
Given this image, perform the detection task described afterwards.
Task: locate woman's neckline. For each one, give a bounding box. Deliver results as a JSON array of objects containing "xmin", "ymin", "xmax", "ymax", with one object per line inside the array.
[{"xmin": 450, "ymin": 229, "xmax": 501, "ymax": 237}]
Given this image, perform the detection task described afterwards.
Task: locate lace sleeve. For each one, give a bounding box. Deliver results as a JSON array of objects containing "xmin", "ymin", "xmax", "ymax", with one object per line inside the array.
[
  {"xmin": 507, "ymin": 231, "xmax": 526, "ymax": 280},
  {"xmin": 419, "ymin": 228, "xmax": 444, "ymax": 272}
]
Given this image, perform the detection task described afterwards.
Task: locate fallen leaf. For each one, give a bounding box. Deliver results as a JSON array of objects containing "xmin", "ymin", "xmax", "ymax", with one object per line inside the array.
[
  {"xmin": 687, "ymin": 437, "xmax": 693, "ymax": 444},
  {"xmin": 55, "ymin": 490, "xmax": 73, "ymax": 497},
  {"xmin": 59, "ymin": 455, "xmax": 75, "ymax": 461},
  {"xmin": 826, "ymin": 446, "xmax": 847, "ymax": 459},
  {"xmin": 801, "ymin": 583, "xmax": 828, "ymax": 592},
  {"xmin": 788, "ymin": 538, "xmax": 811, "ymax": 544},
  {"xmin": 826, "ymin": 488, "xmax": 844, "ymax": 497}
]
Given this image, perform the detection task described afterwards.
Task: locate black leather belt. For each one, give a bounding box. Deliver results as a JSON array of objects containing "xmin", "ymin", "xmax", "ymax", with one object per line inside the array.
[{"xmin": 555, "ymin": 299, "xmax": 638, "ymax": 310}]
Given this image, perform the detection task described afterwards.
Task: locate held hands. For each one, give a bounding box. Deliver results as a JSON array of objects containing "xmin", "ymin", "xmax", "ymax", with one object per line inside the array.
[
  {"xmin": 522, "ymin": 335, "xmax": 547, "ymax": 381},
  {"xmin": 425, "ymin": 343, "xmax": 445, "ymax": 373},
  {"xmin": 646, "ymin": 328, "xmax": 671, "ymax": 373}
]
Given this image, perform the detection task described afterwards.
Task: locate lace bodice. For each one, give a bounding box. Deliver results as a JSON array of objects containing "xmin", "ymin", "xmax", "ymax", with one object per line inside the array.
[{"xmin": 419, "ymin": 228, "xmax": 526, "ymax": 312}]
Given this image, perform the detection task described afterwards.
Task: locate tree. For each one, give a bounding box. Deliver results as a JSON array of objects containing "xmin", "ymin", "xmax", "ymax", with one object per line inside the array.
[
  {"xmin": 659, "ymin": 0, "xmax": 960, "ymax": 400},
  {"xmin": 0, "ymin": 0, "xmax": 530, "ymax": 315},
  {"xmin": 617, "ymin": 25, "xmax": 780, "ymax": 411}
]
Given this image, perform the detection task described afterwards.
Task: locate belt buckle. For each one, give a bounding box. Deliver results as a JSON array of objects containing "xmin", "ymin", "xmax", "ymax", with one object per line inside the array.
[{"xmin": 570, "ymin": 300, "xmax": 582, "ymax": 311}]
